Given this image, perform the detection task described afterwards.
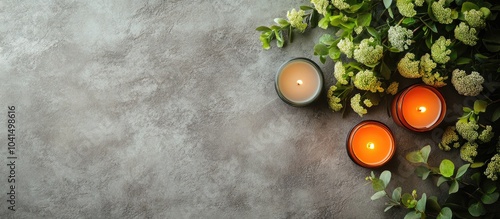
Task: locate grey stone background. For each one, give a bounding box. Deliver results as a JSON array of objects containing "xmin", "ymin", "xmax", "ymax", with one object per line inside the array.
[{"xmin": 1, "ymin": 0, "xmax": 466, "ymax": 218}]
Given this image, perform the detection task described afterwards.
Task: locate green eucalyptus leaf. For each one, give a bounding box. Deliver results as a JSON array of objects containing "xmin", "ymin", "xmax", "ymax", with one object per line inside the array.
[
  {"xmin": 481, "ymin": 192, "xmax": 499, "ymax": 204},
  {"xmin": 347, "ymin": 2, "xmax": 364, "ymax": 13},
  {"xmin": 380, "ymin": 61, "xmax": 391, "ymax": 80},
  {"xmin": 449, "ymin": 180, "xmax": 459, "ymax": 194},
  {"xmin": 482, "ymin": 39, "xmax": 500, "ymax": 52},
  {"xmin": 449, "ymin": 50, "xmax": 457, "ymax": 61},
  {"xmin": 456, "ymin": 164, "xmax": 470, "ymax": 179},
  {"xmin": 319, "ymin": 55, "xmax": 326, "ymax": 64},
  {"xmin": 270, "ymin": 25, "xmax": 281, "ymax": 31},
  {"xmin": 437, "ymin": 207, "xmax": 452, "ymax": 219},
  {"xmin": 356, "ymin": 13, "xmax": 371, "ymax": 27},
  {"xmin": 493, "ymin": 107, "xmax": 500, "ymax": 122},
  {"xmin": 388, "ymin": 7, "xmax": 394, "ymax": 19},
  {"xmin": 480, "ymin": 7, "xmax": 491, "ymax": 18},
  {"xmin": 388, "ymin": 47, "xmax": 401, "ymax": 53},
  {"xmin": 416, "ymin": 193, "xmax": 427, "ymax": 212},
  {"xmin": 468, "ymin": 202, "xmax": 486, "ymax": 217},
  {"xmin": 427, "ymin": 196, "xmax": 441, "ymax": 212},
  {"xmin": 415, "ymin": 166, "xmax": 431, "ymax": 180},
  {"xmin": 473, "ymin": 100, "xmax": 487, "ymax": 113},
  {"xmin": 392, "ymin": 187, "xmax": 402, "ymax": 202},
  {"xmin": 437, "ymin": 176, "xmax": 449, "ymax": 187},
  {"xmin": 314, "ymin": 44, "xmax": 329, "ymax": 56},
  {"xmin": 274, "ymin": 18, "xmax": 289, "ymax": 27},
  {"xmin": 380, "ymin": 171, "xmax": 391, "ymax": 188},
  {"xmin": 425, "ymin": 33, "xmax": 433, "ymax": 49},
  {"xmin": 371, "ymin": 171, "xmax": 375, "ymax": 178},
  {"xmin": 383, "ymin": 0, "xmax": 392, "ymax": 9},
  {"xmin": 372, "ymin": 178, "xmax": 385, "ymax": 192},
  {"xmin": 455, "ymin": 57, "xmax": 472, "ymax": 65},
  {"xmin": 371, "ymin": 190, "xmax": 386, "ymax": 200},
  {"xmin": 330, "ymin": 15, "xmax": 343, "ymax": 26},
  {"xmin": 256, "ymin": 26, "xmax": 272, "ymax": 32},
  {"xmin": 463, "ymin": 107, "xmax": 472, "ymax": 113},
  {"xmin": 319, "ymin": 34, "xmax": 335, "ymax": 46},
  {"xmin": 339, "ymin": 21, "xmax": 356, "ymax": 30},
  {"xmin": 475, "ymin": 53, "xmax": 489, "ymax": 61},
  {"xmin": 365, "ymin": 26, "xmax": 380, "ymax": 40},
  {"xmin": 482, "ymin": 180, "xmax": 497, "ymax": 194},
  {"xmin": 300, "ymin": 5, "xmax": 313, "ymax": 10},
  {"xmin": 406, "ymin": 151, "xmax": 425, "ymax": 163},
  {"xmin": 319, "ymin": 17, "xmax": 329, "ymax": 29},
  {"xmin": 471, "ymin": 162, "xmax": 484, "ymax": 168},
  {"xmin": 471, "ymin": 172, "xmax": 481, "ymax": 186},
  {"xmin": 329, "ymin": 46, "xmax": 341, "ymax": 60},
  {"xmin": 275, "ymin": 31, "xmax": 284, "ymax": 48},
  {"xmin": 461, "ymin": 2, "xmax": 480, "ymax": 12},
  {"xmin": 402, "ymin": 17, "xmax": 416, "ymax": 25},
  {"xmin": 439, "ymin": 159, "xmax": 455, "ymax": 178},
  {"xmin": 310, "ymin": 9, "xmax": 319, "ymax": 28},
  {"xmin": 384, "ymin": 205, "xmax": 393, "ymax": 212},
  {"xmin": 422, "ymin": 20, "xmax": 438, "ymax": 33},
  {"xmin": 451, "ymin": 10, "xmax": 459, "ymax": 19},
  {"xmin": 404, "ymin": 211, "xmax": 421, "ymax": 219},
  {"xmin": 259, "ymin": 34, "xmax": 271, "ymax": 50},
  {"xmin": 420, "ymin": 145, "xmax": 431, "ymax": 163}
]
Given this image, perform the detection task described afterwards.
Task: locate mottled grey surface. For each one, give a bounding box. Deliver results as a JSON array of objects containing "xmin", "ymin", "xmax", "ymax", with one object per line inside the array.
[{"xmin": 1, "ymin": 0, "xmax": 467, "ymax": 218}]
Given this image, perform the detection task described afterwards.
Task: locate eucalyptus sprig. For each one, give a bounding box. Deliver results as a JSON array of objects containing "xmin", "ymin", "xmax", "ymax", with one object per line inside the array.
[
  {"xmin": 367, "ymin": 170, "xmax": 453, "ymax": 219},
  {"xmin": 368, "ymin": 145, "xmax": 500, "ymax": 218},
  {"xmin": 405, "ymin": 145, "xmax": 500, "ymax": 218}
]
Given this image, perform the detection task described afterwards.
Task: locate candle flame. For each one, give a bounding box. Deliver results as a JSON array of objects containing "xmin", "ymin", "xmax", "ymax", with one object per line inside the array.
[
  {"xmin": 418, "ymin": 106, "xmax": 427, "ymax": 113},
  {"xmin": 367, "ymin": 142, "xmax": 375, "ymax": 150},
  {"xmin": 297, "ymin": 80, "xmax": 303, "ymax": 85}
]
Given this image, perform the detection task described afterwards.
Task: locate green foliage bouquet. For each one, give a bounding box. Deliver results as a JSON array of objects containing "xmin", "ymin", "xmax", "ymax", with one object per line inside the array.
[
  {"xmin": 258, "ymin": 0, "xmax": 500, "ymax": 218},
  {"xmin": 257, "ymin": 0, "xmax": 499, "ymax": 117}
]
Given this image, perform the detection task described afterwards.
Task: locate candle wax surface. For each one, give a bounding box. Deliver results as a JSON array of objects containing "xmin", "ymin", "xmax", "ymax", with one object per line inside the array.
[
  {"xmin": 402, "ymin": 86, "xmax": 442, "ymax": 129},
  {"xmin": 277, "ymin": 60, "xmax": 321, "ymax": 104},
  {"xmin": 352, "ymin": 124, "xmax": 394, "ymax": 165}
]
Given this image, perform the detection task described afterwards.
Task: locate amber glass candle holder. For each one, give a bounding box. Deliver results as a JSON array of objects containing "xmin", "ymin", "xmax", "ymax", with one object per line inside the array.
[
  {"xmin": 346, "ymin": 120, "xmax": 396, "ymax": 168},
  {"xmin": 391, "ymin": 84, "xmax": 446, "ymax": 132}
]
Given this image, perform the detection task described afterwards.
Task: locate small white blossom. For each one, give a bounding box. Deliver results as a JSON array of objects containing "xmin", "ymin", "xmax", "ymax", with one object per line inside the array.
[
  {"xmin": 287, "ymin": 9, "xmax": 307, "ymax": 32},
  {"xmin": 454, "ymin": 22, "xmax": 478, "ymax": 46},
  {"xmin": 311, "ymin": 0, "xmax": 329, "ymax": 15},
  {"xmin": 388, "ymin": 25, "xmax": 413, "ymax": 51},
  {"xmin": 353, "ymin": 37, "xmax": 383, "ymax": 66},
  {"xmin": 338, "ymin": 38, "xmax": 354, "ymax": 58},
  {"xmin": 451, "ymin": 69, "xmax": 484, "ymax": 96}
]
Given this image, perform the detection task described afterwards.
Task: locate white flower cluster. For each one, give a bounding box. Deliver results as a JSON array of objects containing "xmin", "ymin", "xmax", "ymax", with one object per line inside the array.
[
  {"xmin": 388, "ymin": 26, "xmax": 413, "ymax": 51},
  {"xmin": 451, "ymin": 69, "xmax": 484, "ymax": 96},
  {"xmin": 287, "ymin": 9, "xmax": 307, "ymax": 32},
  {"xmin": 353, "ymin": 37, "xmax": 383, "ymax": 66}
]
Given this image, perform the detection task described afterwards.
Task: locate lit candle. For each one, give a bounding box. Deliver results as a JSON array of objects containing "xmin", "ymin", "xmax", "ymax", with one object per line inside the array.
[
  {"xmin": 275, "ymin": 58, "xmax": 324, "ymax": 106},
  {"xmin": 347, "ymin": 120, "xmax": 396, "ymax": 168},
  {"xmin": 391, "ymin": 84, "xmax": 446, "ymax": 132}
]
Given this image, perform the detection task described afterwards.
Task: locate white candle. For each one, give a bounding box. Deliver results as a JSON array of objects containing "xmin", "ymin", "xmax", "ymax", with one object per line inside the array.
[{"xmin": 275, "ymin": 58, "xmax": 323, "ymax": 106}]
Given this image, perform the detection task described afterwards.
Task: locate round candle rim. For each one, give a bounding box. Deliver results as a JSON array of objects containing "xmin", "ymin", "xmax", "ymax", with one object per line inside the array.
[
  {"xmin": 275, "ymin": 57, "xmax": 324, "ymax": 107},
  {"xmin": 401, "ymin": 85, "xmax": 441, "ymax": 129},
  {"xmin": 346, "ymin": 120, "xmax": 396, "ymax": 168},
  {"xmin": 393, "ymin": 84, "xmax": 447, "ymax": 132}
]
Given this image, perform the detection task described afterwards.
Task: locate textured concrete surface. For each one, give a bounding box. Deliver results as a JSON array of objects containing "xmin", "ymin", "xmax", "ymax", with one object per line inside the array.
[{"xmin": 1, "ymin": 0, "xmax": 466, "ymax": 218}]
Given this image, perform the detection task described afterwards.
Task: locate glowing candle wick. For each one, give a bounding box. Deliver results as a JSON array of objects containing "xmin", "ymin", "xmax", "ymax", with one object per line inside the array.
[
  {"xmin": 367, "ymin": 142, "xmax": 375, "ymax": 150},
  {"xmin": 418, "ymin": 106, "xmax": 426, "ymax": 113},
  {"xmin": 297, "ymin": 80, "xmax": 303, "ymax": 85}
]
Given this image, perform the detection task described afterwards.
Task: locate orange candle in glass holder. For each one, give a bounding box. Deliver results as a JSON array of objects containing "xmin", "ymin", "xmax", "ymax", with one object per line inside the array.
[
  {"xmin": 347, "ymin": 120, "xmax": 396, "ymax": 168},
  {"xmin": 391, "ymin": 84, "xmax": 446, "ymax": 132}
]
